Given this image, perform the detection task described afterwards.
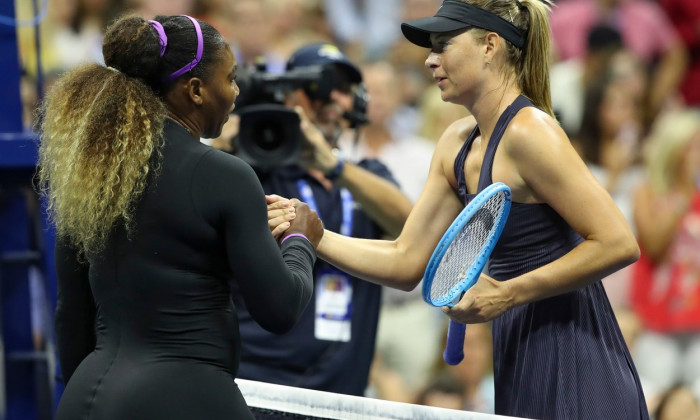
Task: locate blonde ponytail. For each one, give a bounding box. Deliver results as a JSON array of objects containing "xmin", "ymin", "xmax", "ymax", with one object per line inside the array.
[
  {"xmin": 518, "ymin": 0, "xmax": 554, "ymax": 116},
  {"xmin": 464, "ymin": 0, "xmax": 555, "ymax": 116},
  {"xmin": 37, "ymin": 64, "xmax": 166, "ymax": 256}
]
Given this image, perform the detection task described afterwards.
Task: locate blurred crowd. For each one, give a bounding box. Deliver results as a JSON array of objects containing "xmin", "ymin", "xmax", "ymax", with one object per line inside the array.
[{"xmin": 14, "ymin": 0, "xmax": 700, "ymax": 418}]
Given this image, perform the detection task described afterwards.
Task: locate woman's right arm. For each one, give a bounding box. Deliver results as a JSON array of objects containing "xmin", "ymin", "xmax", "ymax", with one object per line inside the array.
[
  {"xmin": 316, "ymin": 120, "xmax": 469, "ymax": 290},
  {"xmin": 194, "ymin": 151, "xmax": 320, "ymax": 334},
  {"xmin": 54, "ymin": 236, "xmax": 95, "ymax": 385}
]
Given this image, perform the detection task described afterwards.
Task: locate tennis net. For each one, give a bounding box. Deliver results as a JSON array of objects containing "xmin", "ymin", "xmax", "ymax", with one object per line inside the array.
[{"xmin": 238, "ymin": 379, "xmax": 530, "ymax": 420}]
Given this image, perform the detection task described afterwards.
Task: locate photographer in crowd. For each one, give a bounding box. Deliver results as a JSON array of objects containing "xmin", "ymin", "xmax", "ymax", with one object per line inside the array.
[{"xmin": 212, "ymin": 43, "xmax": 413, "ymax": 396}]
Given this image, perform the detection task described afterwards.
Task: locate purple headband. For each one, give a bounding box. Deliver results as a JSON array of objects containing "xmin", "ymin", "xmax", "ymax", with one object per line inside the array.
[
  {"xmin": 148, "ymin": 20, "xmax": 168, "ymax": 57},
  {"xmin": 166, "ymin": 15, "xmax": 204, "ymax": 81}
]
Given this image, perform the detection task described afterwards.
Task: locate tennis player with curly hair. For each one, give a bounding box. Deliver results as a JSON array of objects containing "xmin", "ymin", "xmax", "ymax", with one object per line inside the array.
[{"xmin": 39, "ymin": 14, "xmax": 323, "ymax": 420}]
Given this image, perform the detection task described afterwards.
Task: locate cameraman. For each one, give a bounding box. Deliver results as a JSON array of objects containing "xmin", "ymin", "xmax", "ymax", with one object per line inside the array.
[{"xmin": 217, "ymin": 43, "xmax": 413, "ymax": 396}]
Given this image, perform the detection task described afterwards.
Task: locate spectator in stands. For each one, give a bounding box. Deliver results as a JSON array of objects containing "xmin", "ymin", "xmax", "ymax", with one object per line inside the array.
[
  {"xmin": 227, "ymin": 0, "xmax": 286, "ymax": 73},
  {"xmin": 550, "ymin": 24, "xmax": 626, "ymax": 137},
  {"xmin": 322, "ymin": 0, "xmax": 403, "ymax": 61},
  {"xmin": 659, "ymin": 0, "xmax": 700, "ymax": 108},
  {"xmin": 631, "ymin": 108, "xmax": 700, "ymax": 406},
  {"xmin": 573, "ymin": 68, "xmax": 646, "ymax": 226},
  {"xmin": 550, "ymin": 0, "xmax": 688, "ymax": 124}
]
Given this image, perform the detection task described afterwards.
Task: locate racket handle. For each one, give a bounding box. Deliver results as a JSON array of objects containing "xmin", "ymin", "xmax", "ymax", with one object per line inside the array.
[{"xmin": 443, "ymin": 320, "xmax": 466, "ymax": 365}]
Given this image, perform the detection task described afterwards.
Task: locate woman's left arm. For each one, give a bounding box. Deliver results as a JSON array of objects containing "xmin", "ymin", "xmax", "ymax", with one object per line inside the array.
[{"xmin": 446, "ymin": 109, "xmax": 640, "ymax": 323}]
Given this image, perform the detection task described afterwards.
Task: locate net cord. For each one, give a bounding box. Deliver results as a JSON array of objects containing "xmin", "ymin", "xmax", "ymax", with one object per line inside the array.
[{"xmin": 237, "ymin": 378, "xmax": 531, "ymax": 420}]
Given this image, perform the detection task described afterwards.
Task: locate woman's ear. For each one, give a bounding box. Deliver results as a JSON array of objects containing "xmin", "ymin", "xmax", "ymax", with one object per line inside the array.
[
  {"xmin": 186, "ymin": 77, "xmax": 204, "ymax": 106},
  {"xmin": 484, "ymin": 32, "xmax": 500, "ymax": 65}
]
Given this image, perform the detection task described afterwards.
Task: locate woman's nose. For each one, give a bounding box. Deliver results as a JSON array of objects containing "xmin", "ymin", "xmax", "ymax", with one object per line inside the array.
[{"xmin": 425, "ymin": 52, "xmax": 439, "ymax": 69}]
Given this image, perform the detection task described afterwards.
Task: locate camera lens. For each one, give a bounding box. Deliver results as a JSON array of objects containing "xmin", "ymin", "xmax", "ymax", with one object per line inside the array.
[
  {"xmin": 237, "ymin": 104, "xmax": 302, "ymax": 169},
  {"xmin": 255, "ymin": 123, "xmax": 285, "ymax": 151}
]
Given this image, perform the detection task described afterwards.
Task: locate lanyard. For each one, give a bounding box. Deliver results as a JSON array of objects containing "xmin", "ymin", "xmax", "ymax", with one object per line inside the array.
[{"xmin": 297, "ymin": 179, "xmax": 353, "ymax": 237}]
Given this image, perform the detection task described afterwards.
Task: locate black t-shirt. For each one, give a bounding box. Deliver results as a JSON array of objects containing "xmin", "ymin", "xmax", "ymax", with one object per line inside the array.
[{"xmin": 234, "ymin": 162, "xmax": 396, "ymax": 396}]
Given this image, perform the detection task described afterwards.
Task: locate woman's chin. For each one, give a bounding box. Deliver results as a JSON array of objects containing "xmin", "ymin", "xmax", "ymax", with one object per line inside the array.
[
  {"xmin": 440, "ymin": 92, "xmax": 455, "ymax": 103},
  {"xmin": 210, "ymin": 116, "xmax": 230, "ymax": 139}
]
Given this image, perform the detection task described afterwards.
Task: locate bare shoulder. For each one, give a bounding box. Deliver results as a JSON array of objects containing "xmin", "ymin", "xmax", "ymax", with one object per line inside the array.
[
  {"xmin": 432, "ymin": 115, "xmax": 475, "ymax": 167},
  {"xmin": 448, "ymin": 115, "xmax": 477, "ymax": 141},
  {"xmin": 435, "ymin": 115, "xmax": 476, "ymax": 151},
  {"xmin": 421, "ymin": 115, "xmax": 475, "ymax": 186},
  {"xmin": 502, "ymin": 107, "xmax": 571, "ymax": 159},
  {"xmin": 498, "ymin": 105, "xmax": 594, "ymax": 203}
]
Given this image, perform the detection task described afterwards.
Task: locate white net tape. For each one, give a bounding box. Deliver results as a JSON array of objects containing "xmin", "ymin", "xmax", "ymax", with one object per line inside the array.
[{"xmin": 238, "ymin": 379, "xmax": 530, "ymax": 420}]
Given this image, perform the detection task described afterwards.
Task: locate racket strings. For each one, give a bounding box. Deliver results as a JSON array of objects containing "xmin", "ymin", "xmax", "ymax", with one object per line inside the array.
[{"xmin": 429, "ymin": 193, "xmax": 508, "ymax": 302}]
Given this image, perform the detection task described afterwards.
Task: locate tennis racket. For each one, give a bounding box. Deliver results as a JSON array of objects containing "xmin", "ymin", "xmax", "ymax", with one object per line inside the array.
[{"xmin": 422, "ymin": 182, "xmax": 512, "ymax": 365}]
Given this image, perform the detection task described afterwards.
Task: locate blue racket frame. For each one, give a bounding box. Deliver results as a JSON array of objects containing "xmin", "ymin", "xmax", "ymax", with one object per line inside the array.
[{"xmin": 421, "ymin": 182, "xmax": 512, "ymax": 365}]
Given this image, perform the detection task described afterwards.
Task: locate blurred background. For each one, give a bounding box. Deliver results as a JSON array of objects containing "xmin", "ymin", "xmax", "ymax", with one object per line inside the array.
[{"xmin": 1, "ymin": 0, "xmax": 699, "ymax": 419}]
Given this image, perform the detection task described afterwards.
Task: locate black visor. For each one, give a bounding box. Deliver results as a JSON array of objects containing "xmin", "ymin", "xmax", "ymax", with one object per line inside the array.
[{"xmin": 401, "ymin": 0, "xmax": 525, "ymax": 49}]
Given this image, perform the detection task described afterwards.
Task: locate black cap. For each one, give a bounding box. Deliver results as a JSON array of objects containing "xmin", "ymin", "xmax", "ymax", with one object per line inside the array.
[
  {"xmin": 286, "ymin": 43, "xmax": 362, "ymax": 84},
  {"xmin": 401, "ymin": 0, "xmax": 525, "ymax": 49}
]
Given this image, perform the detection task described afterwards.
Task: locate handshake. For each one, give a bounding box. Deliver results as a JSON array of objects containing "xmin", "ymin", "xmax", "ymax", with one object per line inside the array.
[{"xmin": 266, "ymin": 194, "xmax": 324, "ymax": 248}]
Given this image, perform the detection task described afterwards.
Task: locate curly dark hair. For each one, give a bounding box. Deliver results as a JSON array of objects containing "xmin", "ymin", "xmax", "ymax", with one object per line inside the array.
[{"xmin": 37, "ymin": 14, "xmax": 227, "ymax": 256}]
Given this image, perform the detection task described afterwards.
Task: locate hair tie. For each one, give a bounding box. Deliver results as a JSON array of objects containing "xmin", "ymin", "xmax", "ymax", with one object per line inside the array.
[
  {"xmin": 148, "ymin": 20, "xmax": 168, "ymax": 57},
  {"xmin": 515, "ymin": 0, "xmax": 525, "ymax": 10}
]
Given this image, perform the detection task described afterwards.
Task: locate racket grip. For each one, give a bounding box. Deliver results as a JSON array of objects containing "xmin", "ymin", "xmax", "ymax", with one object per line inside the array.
[{"xmin": 443, "ymin": 320, "xmax": 466, "ymax": 365}]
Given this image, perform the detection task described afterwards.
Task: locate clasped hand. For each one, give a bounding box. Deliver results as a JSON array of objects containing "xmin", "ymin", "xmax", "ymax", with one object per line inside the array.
[
  {"xmin": 266, "ymin": 194, "xmax": 323, "ymax": 247},
  {"xmin": 266, "ymin": 194, "xmax": 296, "ymax": 240},
  {"xmin": 442, "ymin": 274, "xmax": 515, "ymax": 324}
]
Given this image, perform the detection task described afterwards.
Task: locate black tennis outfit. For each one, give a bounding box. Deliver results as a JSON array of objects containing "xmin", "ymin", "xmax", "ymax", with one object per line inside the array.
[
  {"xmin": 54, "ymin": 120, "xmax": 316, "ymax": 420},
  {"xmin": 454, "ymin": 96, "xmax": 649, "ymax": 419}
]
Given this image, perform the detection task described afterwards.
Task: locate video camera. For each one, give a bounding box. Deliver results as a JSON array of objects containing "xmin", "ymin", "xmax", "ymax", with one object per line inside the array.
[{"xmin": 232, "ymin": 63, "xmax": 369, "ymax": 170}]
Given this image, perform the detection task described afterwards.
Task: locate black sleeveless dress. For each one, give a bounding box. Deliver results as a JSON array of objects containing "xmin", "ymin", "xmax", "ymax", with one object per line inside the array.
[{"xmin": 453, "ymin": 96, "xmax": 649, "ymax": 419}]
